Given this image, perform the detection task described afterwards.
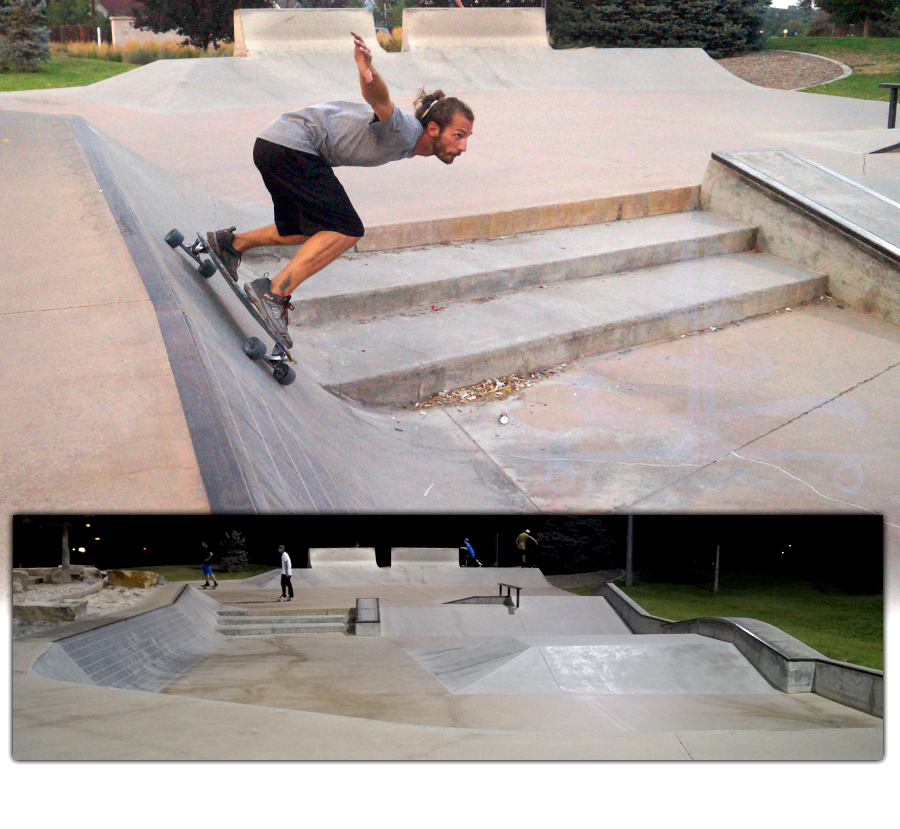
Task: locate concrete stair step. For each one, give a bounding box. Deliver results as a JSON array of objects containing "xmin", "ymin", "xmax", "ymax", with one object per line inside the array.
[
  {"xmin": 217, "ymin": 614, "xmax": 349, "ymax": 625},
  {"xmin": 217, "ymin": 621, "xmax": 349, "ymax": 635},
  {"xmin": 290, "ymin": 251, "xmax": 826, "ymax": 407},
  {"xmin": 216, "ymin": 614, "xmax": 351, "ymax": 635},
  {"xmin": 277, "ymin": 212, "xmax": 757, "ymax": 327}
]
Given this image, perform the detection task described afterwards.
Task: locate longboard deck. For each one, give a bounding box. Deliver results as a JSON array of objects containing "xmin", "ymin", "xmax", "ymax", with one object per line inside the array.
[{"xmin": 202, "ymin": 241, "xmax": 296, "ymax": 363}]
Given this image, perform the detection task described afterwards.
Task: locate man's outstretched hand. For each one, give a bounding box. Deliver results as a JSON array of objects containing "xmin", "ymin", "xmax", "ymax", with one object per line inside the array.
[{"xmin": 352, "ymin": 31, "xmax": 374, "ymax": 83}]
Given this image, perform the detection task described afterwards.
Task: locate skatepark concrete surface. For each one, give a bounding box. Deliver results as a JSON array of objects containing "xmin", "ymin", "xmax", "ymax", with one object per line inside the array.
[
  {"xmin": 11, "ymin": 555, "xmax": 883, "ymax": 764},
  {"xmin": 1, "ymin": 9, "xmax": 895, "ymax": 800}
]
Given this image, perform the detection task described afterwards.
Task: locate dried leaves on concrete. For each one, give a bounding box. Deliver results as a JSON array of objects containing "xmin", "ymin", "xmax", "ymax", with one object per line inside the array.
[{"xmin": 408, "ymin": 369, "xmax": 564, "ymax": 410}]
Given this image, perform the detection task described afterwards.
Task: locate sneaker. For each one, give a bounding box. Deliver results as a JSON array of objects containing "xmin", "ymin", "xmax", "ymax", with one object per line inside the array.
[
  {"xmin": 287, "ymin": 597, "xmax": 292, "ymax": 601},
  {"xmin": 201, "ymin": 583, "xmax": 209, "ymax": 589},
  {"xmin": 212, "ymin": 583, "xmax": 218, "ymax": 589},
  {"xmin": 207, "ymin": 227, "xmax": 242, "ymax": 281},
  {"xmin": 244, "ymin": 276, "xmax": 294, "ymax": 348},
  {"xmin": 277, "ymin": 596, "xmax": 286, "ymax": 602}
]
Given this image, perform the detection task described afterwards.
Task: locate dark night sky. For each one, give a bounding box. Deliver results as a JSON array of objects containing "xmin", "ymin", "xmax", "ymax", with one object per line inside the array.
[{"xmin": 11, "ymin": 513, "xmax": 884, "ymax": 590}]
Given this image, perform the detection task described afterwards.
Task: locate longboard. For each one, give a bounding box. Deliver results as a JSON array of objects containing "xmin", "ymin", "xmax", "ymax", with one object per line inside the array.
[{"xmin": 164, "ymin": 229, "xmax": 297, "ymax": 386}]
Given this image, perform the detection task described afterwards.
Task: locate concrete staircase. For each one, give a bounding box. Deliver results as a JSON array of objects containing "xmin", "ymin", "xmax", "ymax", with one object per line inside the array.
[
  {"xmin": 216, "ymin": 608, "xmax": 351, "ymax": 635},
  {"xmin": 271, "ymin": 209, "xmax": 827, "ymax": 407}
]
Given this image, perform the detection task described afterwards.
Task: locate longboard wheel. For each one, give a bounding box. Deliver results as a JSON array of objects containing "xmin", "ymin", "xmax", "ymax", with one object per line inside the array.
[
  {"xmin": 198, "ymin": 259, "xmax": 216, "ymax": 279},
  {"xmin": 164, "ymin": 228, "xmax": 184, "ymax": 248},
  {"xmin": 243, "ymin": 337, "xmax": 267, "ymax": 361},
  {"xmin": 273, "ymin": 364, "xmax": 296, "ymax": 386}
]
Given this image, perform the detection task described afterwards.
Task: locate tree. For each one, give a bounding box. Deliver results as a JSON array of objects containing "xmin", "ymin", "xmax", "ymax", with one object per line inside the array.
[
  {"xmin": 133, "ymin": 0, "xmax": 273, "ymax": 50},
  {"xmin": 44, "ymin": 0, "xmax": 91, "ymax": 25},
  {"xmin": 547, "ymin": 0, "xmax": 770, "ymax": 58},
  {"xmin": 20, "ymin": 515, "xmax": 94, "ymax": 582},
  {"xmin": 0, "ymin": 0, "xmax": 51, "ymax": 72},
  {"xmin": 814, "ymin": 0, "xmax": 895, "ymax": 35},
  {"xmin": 219, "ymin": 529, "xmax": 249, "ymax": 572}
]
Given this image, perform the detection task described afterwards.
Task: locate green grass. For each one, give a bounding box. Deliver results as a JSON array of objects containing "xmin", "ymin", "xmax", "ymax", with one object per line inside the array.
[
  {"xmin": 0, "ymin": 54, "xmax": 135, "ymax": 92},
  {"xmin": 565, "ymin": 576, "xmax": 883, "ymax": 670},
  {"xmin": 766, "ymin": 36, "xmax": 900, "ymax": 61},
  {"xmin": 765, "ymin": 36, "xmax": 900, "ymax": 100},
  {"xmin": 799, "ymin": 71, "xmax": 900, "ymax": 101},
  {"xmin": 131, "ymin": 564, "xmax": 275, "ymax": 582}
]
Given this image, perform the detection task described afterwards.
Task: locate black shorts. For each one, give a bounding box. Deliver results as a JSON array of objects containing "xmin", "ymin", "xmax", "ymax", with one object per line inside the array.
[{"xmin": 253, "ymin": 138, "xmax": 365, "ymax": 239}]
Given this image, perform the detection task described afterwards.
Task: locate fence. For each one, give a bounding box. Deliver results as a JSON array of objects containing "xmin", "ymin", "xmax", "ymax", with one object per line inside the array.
[{"xmin": 49, "ymin": 25, "xmax": 96, "ymax": 44}]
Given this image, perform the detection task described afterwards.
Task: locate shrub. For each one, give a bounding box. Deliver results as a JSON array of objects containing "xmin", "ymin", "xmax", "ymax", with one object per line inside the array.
[
  {"xmin": 51, "ymin": 38, "xmax": 230, "ymax": 63},
  {"xmin": 0, "ymin": 0, "xmax": 51, "ymax": 72},
  {"xmin": 547, "ymin": 0, "xmax": 769, "ymax": 59},
  {"xmin": 218, "ymin": 530, "xmax": 250, "ymax": 572}
]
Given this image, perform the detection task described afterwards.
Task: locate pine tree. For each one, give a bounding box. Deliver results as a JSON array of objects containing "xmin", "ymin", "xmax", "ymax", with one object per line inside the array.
[
  {"xmin": 0, "ymin": 0, "xmax": 51, "ymax": 73},
  {"xmin": 218, "ymin": 530, "xmax": 250, "ymax": 572},
  {"xmin": 547, "ymin": 0, "xmax": 769, "ymax": 58}
]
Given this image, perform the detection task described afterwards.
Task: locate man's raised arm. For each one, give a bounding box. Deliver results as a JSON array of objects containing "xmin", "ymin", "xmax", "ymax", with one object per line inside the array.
[{"xmin": 352, "ymin": 31, "xmax": 394, "ymax": 123}]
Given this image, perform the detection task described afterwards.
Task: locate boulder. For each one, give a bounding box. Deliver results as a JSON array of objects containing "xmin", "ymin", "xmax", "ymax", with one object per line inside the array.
[
  {"xmin": 13, "ymin": 600, "xmax": 88, "ymax": 622},
  {"xmin": 107, "ymin": 569, "xmax": 158, "ymax": 589}
]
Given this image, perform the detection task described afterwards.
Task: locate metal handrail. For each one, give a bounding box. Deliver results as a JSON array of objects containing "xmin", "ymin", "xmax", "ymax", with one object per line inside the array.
[{"xmin": 497, "ymin": 582, "xmax": 522, "ymax": 608}]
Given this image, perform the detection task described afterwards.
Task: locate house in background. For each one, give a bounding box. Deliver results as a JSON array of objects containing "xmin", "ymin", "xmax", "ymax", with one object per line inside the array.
[{"xmin": 99, "ymin": 0, "xmax": 186, "ymax": 48}]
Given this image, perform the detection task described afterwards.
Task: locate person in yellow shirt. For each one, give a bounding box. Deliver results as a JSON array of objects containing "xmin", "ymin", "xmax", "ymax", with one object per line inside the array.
[{"xmin": 516, "ymin": 530, "xmax": 538, "ymax": 567}]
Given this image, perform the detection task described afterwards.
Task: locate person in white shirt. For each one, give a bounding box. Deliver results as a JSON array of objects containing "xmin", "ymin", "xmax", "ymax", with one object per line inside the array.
[{"xmin": 278, "ymin": 545, "xmax": 293, "ymax": 602}]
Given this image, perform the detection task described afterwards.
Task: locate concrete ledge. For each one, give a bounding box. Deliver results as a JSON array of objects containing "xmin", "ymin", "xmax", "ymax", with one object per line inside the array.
[
  {"xmin": 813, "ymin": 658, "xmax": 884, "ymax": 718},
  {"xmin": 701, "ymin": 150, "xmax": 900, "ymax": 324},
  {"xmin": 401, "ymin": 8, "xmax": 550, "ymax": 52},
  {"xmin": 357, "ymin": 188, "xmax": 700, "ymax": 251},
  {"xmin": 355, "ymin": 597, "xmax": 381, "ymax": 636},
  {"xmin": 597, "ymin": 584, "xmax": 883, "ymax": 718}
]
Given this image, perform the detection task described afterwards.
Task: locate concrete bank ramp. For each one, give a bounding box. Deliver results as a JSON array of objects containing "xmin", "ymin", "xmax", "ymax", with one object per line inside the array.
[
  {"xmin": 383, "ymin": 595, "xmax": 630, "ymax": 636},
  {"xmin": 70, "ymin": 115, "xmax": 528, "ymax": 512},
  {"xmin": 402, "ymin": 8, "xmax": 550, "ymax": 51},
  {"xmin": 29, "ymin": 587, "xmax": 225, "ymax": 692},
  {"xmin": 38, "ymin": 36, "xmax": 749, "ymax": 114},
  {"xmin": 404, "ymin": 633, "xmax": 781, "ymax": 695},
  {"xmin": 234, "ymin": 9, "xmax": 376, "ymax": 57}
]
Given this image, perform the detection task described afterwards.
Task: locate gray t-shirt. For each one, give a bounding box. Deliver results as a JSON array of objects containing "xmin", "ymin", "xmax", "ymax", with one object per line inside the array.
[{"xmin": 258, "ymin": 101, "xmax": 423, "ymax": 168}]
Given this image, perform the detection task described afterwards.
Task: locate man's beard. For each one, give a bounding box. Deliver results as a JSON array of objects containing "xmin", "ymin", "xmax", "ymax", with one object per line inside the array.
[{"xmin": 433, "ymin": 135, "xmax": 459, "ymax": 164}]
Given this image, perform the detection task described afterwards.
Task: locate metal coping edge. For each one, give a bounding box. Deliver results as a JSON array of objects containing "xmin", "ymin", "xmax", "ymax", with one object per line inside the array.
[{"xmin": 711, "ymin": 149, "xmax": 900, "ymax": 267}]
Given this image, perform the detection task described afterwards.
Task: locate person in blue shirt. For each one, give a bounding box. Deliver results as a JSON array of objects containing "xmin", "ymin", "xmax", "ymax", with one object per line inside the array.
[{"xmin": 464, "ymin": 538, "xmax": 482, "ymax": 567}]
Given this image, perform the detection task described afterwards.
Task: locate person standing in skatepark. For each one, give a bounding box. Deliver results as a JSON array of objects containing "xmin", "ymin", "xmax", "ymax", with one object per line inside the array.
[
  {"xmin": 200, "ymin": 540, "xmax": 218, "ymax": 589},
  {"xmin": 516, "ymin": 529, "xmax": 538, "ymax": 567},
  {"xmin": 207, "ymin": 31, "xmax": 474, "ymax": 348},
  {"xmin": 278, "ymin": 544, "xmax": 293, "ymax": 602}
]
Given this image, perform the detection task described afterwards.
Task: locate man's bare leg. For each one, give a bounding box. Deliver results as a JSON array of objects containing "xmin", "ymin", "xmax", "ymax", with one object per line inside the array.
[
  {"xmin": 240, "ymin": 228, "xmax": 360, "ymax": 347},
  {"xmin": 232, "ymin": 225, "xmax": 359, "ymax": 295},
  {"xmin": 266, "ymin": 230, "xmax": 360, "ymax": 296},
  {"xmin": 232, "ymin": 224, "xmax": 308, "ymax": 253}
]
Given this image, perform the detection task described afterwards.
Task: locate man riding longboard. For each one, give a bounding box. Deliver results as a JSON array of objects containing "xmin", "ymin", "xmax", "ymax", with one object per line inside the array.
[{"xmin": 206, "ymin": 31, "xmax": 475, "ymax": 348}]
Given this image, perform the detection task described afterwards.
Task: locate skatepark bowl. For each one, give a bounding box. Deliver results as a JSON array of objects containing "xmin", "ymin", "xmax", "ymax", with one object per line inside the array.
[{"xmin": 14, "ymin": 549, "xmax": 883, "ymax": 761}]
